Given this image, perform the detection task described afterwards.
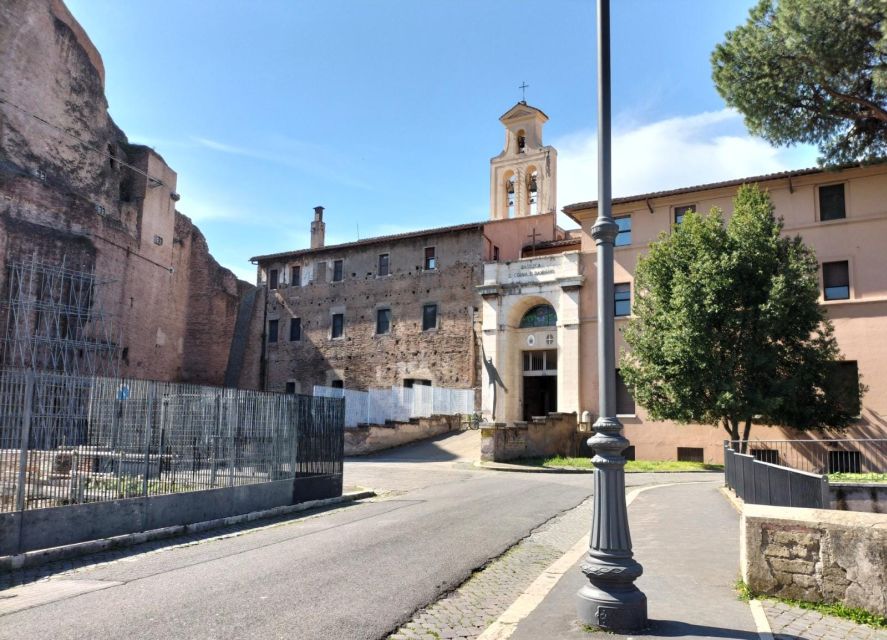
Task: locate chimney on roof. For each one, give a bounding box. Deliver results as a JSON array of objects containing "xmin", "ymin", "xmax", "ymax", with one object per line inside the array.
[{"xmin": 310, "ymin": 206, "xmax": 325, "ymax": 249}]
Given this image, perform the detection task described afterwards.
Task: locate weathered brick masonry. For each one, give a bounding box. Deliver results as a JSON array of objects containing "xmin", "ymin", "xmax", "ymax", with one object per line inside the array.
[
  {"xmin": 259, "ymin": 225, "xmax": 485, "ymax": 392},
  {"xmin": 0, "ymin": 0, "xmax": 251, "ymax": 385},
  {"xmin": 253, "ymin": 212, "xmax": 557, "ymax": 394}
]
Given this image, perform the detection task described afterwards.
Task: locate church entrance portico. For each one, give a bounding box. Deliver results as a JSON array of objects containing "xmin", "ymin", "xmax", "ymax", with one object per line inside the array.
[{"xmin": 478, "ymin": 252, "xmax": 583, "ymax": 424}]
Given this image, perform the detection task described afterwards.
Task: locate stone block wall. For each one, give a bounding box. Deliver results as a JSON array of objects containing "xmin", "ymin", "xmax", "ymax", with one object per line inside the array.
[
  {"xmin": 742, "ymin": 504, "xmax": 887, "ymax": 616},
  {"xmin": 344, "ymin": 415, "xmax": 461, "ymax": 456},
  {"xmin": 480, "ymin": 412, "xmax": 578, "ymax": 462}
]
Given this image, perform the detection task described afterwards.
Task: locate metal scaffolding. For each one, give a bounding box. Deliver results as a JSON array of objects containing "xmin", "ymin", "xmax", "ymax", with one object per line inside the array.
[{"xmin": 0, "ymin": 255, "xmax": 121, "ymax": 447}]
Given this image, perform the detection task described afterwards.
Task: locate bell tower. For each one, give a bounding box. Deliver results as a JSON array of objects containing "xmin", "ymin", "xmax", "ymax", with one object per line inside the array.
[{"xmin": 490, "ymin": 102, "xmax": 557, "ymax": 220}]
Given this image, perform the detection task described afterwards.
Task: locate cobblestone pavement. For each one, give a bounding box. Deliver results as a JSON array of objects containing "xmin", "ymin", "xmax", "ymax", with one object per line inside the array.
[
  {"xmin": 388, "ymin": 496, "xmax": 593, "ymax": 640},
  {"xmin": 763, "ymin": 600, "xmax": 887, "ymax": 640}
]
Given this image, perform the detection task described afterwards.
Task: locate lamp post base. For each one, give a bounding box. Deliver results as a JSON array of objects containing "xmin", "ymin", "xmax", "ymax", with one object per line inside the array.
[{"xmin": 576, "ymin": 581, "xmax": 647, "ymax": 632}]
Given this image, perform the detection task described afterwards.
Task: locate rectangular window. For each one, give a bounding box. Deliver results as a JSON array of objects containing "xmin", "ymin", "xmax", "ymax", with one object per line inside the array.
[
  {"xmin": 285, "ymin": 382, "xmax": 296, "ymax": 394},
  {"xmin": 291, "ymin": 265, "xmax": 301, "ymax": 287},
  {"xmin": 330, "ymin": 379, "xmax": 344, "ymax": 390},
  {"xmin": 268, "ymin": 269, "xmax": 279, "ymax": 290},
  {"xmin": 623, "ymin": 446, "xmax": 636, "ymax": 461},
  {"xmin": 615, "ymin": 369, "xmax": 635, "ymax": 415},
  {"xmin": 314, "ymin": 261, "xmax": 327, "ymax": 283},
  {"xmin": 331, "ymin": 313, "xmax": 344, "ymax": 339},
  {"xmin": 424, "ymin": 246, "xmax": 437, "ymax": 270},
  {"xmin": 674, "ymin": 204, "xmax": 695, "ymax": 226},
  {"xmin": 522, "ymin": 350, "xmax": 557, "ymax": 373},
  {"xmin": 332, "ymin": 259, "xmax": 344, "ymax": 282},
  {"xmin": 614, "ymin": 283, "xmax": 631, "ymax": 317},
  {"xmin": 615, "ymin": 216, "xmax": 631, "ymax": 247},
  {"xmin": 819, "ymin": 183, "xmax": 846, "ymax": 221},
  {"xmin": 289, "ymin": 317, "xmax": 301, "ymax": 341},
  {"xmin": 828, "ymin": 450, "xmax": 861, "ymax": 474},
  {"xmin": 828, "ymin": 360, "xmax": 861, "ymax": 416},
  {"xmin": 752, "ymin": 449, "xmax": 780, "ymax": 465},
  {"xmin": 403, "ymin": 378, "xmax": 431, "ymax": 388},
  {"xmin": 493, "ymin": 246, "xmax": 500, "ymax": 261},
  {"xmin": 823, "ymin": 261, "xmax": 850, "ymax": 300},
  {"xmin": 378, "ymin": 253, "xmax": 390, "ymax": 276},
  {"xmin": 267, "ymin": 319, "xmax": 279, "ymax": 343},
  {"xmin": 677, "ymin": 447, "xmax": 705, "ymax": 463},
  {"xmin": 376, "ymin": 308, "xmax": 391, "ymax": 334},
  {"xmin": 422, "ymin": 303, "xmax": 438, "ymax": 331}
]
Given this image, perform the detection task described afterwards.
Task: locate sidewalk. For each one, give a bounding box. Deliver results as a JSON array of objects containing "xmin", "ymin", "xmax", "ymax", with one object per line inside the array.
[
  {"xmin": 496, "ymin": 481, "xmax": 886, "ymax": 640},
  {"xmin": 506, "ymin": 481, "xmax": 759, "ymax": 639}
]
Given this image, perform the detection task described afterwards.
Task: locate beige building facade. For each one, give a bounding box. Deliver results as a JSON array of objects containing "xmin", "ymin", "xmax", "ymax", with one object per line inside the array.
[{"xmin": 564, "ymin": 163, "xmax": 887, "ymax": 463}]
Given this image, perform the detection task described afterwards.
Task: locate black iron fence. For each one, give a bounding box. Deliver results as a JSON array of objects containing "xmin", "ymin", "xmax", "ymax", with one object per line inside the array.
[
  {"xmin": 733, "ymin": 438, "xmax": 887, "ymax": 475},
  {"xmin": 724, "ymin": 441, "xmax": 830, "ymax": 509},
  {"xmin": 0, "ymin": 369, "xmax": 344, "ymax": 513}
]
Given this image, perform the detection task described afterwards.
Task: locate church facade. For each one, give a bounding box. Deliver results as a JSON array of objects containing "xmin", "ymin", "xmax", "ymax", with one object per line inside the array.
[
  {"xmin": 250, "ymin": 102, "xmax": 569, "ymax": 397},
  {"xmin": 251, "ymin": 98, "xmax": 887, "ymax": 464}
]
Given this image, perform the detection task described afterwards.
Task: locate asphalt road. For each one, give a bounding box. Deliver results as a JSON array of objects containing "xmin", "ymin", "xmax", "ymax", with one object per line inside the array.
[{"xmin": 0, "ymin": 431, "xmax": 708, "ymax": 640}]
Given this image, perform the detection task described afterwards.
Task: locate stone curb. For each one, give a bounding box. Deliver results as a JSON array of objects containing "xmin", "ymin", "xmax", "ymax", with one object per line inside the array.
[
  {"xmin": 0, "ymin": 490, "xmax": 376, "ymax": 574},
  {"xmin": 475, "ymin": 461, "xmax": 724, "ymax": 475}
]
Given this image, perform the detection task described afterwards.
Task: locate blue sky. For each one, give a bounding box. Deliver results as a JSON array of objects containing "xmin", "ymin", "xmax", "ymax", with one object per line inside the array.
[{"xmin": 65, "ymin": 0, "xmax": 817, "ymax": 282}]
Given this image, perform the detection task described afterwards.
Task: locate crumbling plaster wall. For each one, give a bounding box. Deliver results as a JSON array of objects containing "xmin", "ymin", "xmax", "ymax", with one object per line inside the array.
[{"xmin": 742, "ymin": 504, "xmax": 887, "ymax": 616}]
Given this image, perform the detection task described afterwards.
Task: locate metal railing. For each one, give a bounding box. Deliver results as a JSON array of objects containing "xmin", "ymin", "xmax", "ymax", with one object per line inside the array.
[
  {"xmin": 724, "ymin": 441, "xmax": 830, "ymax": 509},
  {"xmin": 731, "ymin": 439, "xmax": 887, "ymax": 475},
  {"xmin": 0, "ymin": 369, "xmax": 344, "ymax": 513},
  {"xmin": 313, "ymin": 384, "xmax": 475, "ymax": 428}
]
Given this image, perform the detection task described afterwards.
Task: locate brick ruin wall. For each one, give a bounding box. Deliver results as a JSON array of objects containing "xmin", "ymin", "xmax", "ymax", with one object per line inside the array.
[
  {"xmin": 0, "ymin": 0, "xmax": 251, "ymax": 386},
  {"xmin": 260, "ymin": 228, "xmax": 485, "ymax": 394}
]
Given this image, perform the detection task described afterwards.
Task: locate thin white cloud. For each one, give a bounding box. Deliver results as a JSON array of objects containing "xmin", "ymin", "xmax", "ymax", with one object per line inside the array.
[
  {"xmin": 554, "ymin": 109, "xmax": 818, "ymax": 215},
  {"xmin": 191, "ymin": 135, "xmax": 374, "ymax": 190}
]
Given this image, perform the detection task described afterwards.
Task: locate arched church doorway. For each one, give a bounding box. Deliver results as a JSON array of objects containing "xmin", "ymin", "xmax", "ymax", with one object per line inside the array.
[{"xmin": 519, "ymin": 304, "xmax": 558, "ymax": 420}]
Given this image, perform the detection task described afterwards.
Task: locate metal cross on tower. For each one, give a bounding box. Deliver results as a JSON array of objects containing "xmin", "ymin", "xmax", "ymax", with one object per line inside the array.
[
  {"xmin": 519, "ymin": 81, "xmax": 529, "ymax": 102},
  {"xmin": 527, "ymin": 227, "xmax": 540, "ymax": 257}
]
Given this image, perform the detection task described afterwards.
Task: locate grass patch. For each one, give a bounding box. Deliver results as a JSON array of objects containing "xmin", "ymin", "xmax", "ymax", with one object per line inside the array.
[
  {"xmin": 828, "ymin": 472, "xmax": 887, "ymax": 483},
  {"xmin": 537, "ymin": 456, "xmax": 723, "ymax": 472},
  {"xmin": 735, "ymin": 580, "xmax": 887, "ymax": 629}
]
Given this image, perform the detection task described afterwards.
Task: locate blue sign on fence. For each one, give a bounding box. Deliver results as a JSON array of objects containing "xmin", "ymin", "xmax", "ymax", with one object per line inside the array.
[{"xmin": 117, "ymin": 384, "xmax": 130, "ymax": 401}]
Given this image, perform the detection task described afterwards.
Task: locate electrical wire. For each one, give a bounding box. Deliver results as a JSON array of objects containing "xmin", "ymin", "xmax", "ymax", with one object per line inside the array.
[
  {"xmin": 0, "ymin": 94, "xmax": 178, "ymax": 273},
  {"xmin": 0, "ymin": 93, "xmax": 169, "ymax": 191}
]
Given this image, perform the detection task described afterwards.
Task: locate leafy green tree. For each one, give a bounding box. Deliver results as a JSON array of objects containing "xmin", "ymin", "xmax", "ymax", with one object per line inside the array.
[
  {"xmin": 712, "ymin": 0, "xmax": 887, "ymax": 165},
  {"xmin": 620, "ymin": 185, "xmax": 864, "ymax": 450}
]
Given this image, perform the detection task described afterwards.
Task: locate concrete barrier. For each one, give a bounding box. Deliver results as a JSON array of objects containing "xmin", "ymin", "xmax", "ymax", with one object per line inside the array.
[
  {"xmin": 742, "ymin": 503, "xmax": 887, "ymax": 616},
  {"xmin": 0, "ymin": 474, "xmax": 341, "ymax": 556},
  {"xmin": 830, "ymin": 482, "xmax": 887, "ymax": 513}
]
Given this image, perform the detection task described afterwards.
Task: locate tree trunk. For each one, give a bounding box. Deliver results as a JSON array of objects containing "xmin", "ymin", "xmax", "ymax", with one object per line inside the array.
[
  {"xmin": 723, "ymin": 417, "xmax": 741, "ymax": 450},
  {"xmin": 740, "ymin": 418, "xmax": 753, "ymax": 454}
]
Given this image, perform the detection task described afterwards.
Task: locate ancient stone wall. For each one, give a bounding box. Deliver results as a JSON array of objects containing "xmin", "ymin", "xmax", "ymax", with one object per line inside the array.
[
  {"xmin": 258, "ymin": 227, "xmax": 485, "ymax": 393},
  {"xmin": 742, "ymin": 504, "xmax": 887, "ymax": 616},
  {"xmin": 0, "ymin": 0, "xmax": 249, "ymax": 386}
]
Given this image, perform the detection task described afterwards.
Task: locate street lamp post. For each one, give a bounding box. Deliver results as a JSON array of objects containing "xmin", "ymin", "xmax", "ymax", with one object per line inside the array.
[{"xmin": 575, "ymin": 0, "xmax": 648, "ymax": 632}]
